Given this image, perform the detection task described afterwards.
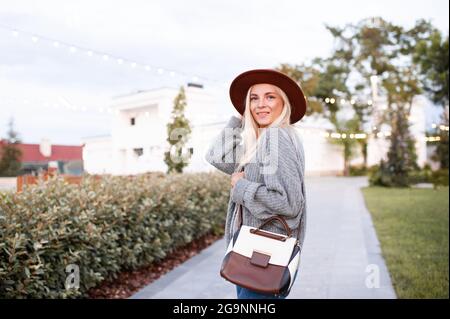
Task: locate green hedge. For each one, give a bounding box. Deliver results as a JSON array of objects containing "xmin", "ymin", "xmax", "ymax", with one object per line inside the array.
[
  {"xmin": 431, "ymin": 169, "xmax": 449, "ymax": 186},
  {"xmin": 349, "ymin": 165, "xmax": 368, "ymax": 176},
  {"xmin": 369, "ymin": 163, "xmax": 449, "ymax": 188},
  {"xmin": 0, "ymin": 172, "xmax": 229, "ymax": 298}
]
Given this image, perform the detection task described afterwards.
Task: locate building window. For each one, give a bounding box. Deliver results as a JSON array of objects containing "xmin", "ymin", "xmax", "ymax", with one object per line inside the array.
[
  {"xmin": 133, "ymin": 148, "xmax": 143, "ymax": 157},
  {"xmin": 130, "ymin": 117, "xmax": 135, "ymax": 126}
]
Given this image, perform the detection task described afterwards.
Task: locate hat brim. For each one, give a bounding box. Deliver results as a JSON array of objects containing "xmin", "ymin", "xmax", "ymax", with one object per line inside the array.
[{"xmin": 229, "ymin": 69, "xmax": 307, "ymax": 124}]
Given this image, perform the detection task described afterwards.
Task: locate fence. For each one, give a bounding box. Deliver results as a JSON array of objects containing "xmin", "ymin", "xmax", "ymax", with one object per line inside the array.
[{"xmin": 16, "ymin": 168, "xmax": 101, "ymax": 192}]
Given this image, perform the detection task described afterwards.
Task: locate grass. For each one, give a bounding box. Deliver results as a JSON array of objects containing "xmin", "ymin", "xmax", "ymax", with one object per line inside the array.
[{"xmin": 361, "ymin": 186, "xmax": 449, "ymax": 299}]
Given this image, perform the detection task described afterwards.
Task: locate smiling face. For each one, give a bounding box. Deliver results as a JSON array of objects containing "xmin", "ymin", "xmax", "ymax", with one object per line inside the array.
[{"xmin": 249, "ymin": 83, "xmax": 285, "ymax": 128}]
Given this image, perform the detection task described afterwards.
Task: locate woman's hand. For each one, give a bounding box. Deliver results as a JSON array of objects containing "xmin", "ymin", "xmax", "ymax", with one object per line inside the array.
[{"xmin": 231, "ymin": 171, "xmax": 245, "ymax": 188}]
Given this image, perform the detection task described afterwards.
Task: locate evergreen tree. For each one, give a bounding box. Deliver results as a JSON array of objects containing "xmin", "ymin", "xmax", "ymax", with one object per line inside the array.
[
  {"xmin": 386, "ymin": 107, "xmax": 418, "ymax": 186},
  {"xmin": 0, "ymin": 118, "xmax": 23, "ymax": 177},
  {"xmin": 163, "ymin": 86, "xmax": 192, "ymax": 174}
]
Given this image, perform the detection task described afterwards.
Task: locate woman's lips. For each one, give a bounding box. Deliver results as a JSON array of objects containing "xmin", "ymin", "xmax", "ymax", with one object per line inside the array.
[{"xmin": 257, "ymin": 112, "xmax": 270, "ymax": 118}]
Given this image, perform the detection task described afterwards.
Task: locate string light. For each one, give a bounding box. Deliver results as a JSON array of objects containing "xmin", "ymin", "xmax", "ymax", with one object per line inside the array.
[
  {"xmin": 321, "ymin": 96, "xmax": 378, "ymax": 107},
  {"xmin": 0, "ymin": 23, "xmax": 215, "ymax": 87},
  {"xmin": 4, "ymin": 22, "xmax": 435, "ymax": 115},
  {"xmin": 1, "ymin": 24, "xmax": 384, "ymax": 110},
  {"xmin": 1, "ymin": 23, "xmax": 446, "ymax": 142},
  {"xmin": 2, "ymin": 94, "xmax": 445, "ymax": 143},
  {"xmin": 425, "ymin": 136, "xmax": 442, "ymax": 142},
  {"xmin": 330, "ymin": 132, "xmax": 341, "ymax": 138},
  {"xmin": 430, "ymin": 123, "xmax": 449, "ymax": 131}
]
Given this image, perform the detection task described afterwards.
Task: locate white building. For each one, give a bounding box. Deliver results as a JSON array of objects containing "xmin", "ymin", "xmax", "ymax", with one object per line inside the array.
[{"xmin": 82, "ymin": 84, "xmax": 428, "ymax": 176}]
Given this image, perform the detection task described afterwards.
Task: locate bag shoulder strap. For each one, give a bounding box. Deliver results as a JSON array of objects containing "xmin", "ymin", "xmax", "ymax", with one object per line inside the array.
[{"xmin": 237, "ymin": 205, "xmax": 301, "ymax": 237}]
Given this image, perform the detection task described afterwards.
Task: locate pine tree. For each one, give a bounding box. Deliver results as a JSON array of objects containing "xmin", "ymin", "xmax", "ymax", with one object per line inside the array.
[
  {"xmin": 385, "ymin": 107, "xmax": 418, "ymax": 186},
  {"xmin": 163, "ymin": 86, "xmax": 192, "ymax": 174},
  {"xmin": 0, "ymin": 118, "xmax": 23, "ymax": 177}
]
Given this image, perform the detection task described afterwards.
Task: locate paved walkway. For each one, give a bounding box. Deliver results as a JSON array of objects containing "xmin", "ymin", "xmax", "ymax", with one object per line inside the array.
[{"xmin": 131, "ymin": 176, "xmax": 396, "ymax": 299}]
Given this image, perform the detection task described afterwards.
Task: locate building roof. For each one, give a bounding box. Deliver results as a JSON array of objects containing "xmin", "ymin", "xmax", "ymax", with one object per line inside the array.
[{"xmin": 0, "ymin": 140, "xmax": 83, "ymax": 162}]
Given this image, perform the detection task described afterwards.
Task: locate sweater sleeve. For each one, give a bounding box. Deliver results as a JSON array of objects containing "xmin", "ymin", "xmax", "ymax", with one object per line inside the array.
[
  {"xmin": 231, "ymin": 127, "xmax": 305, "ymax": 220},
  {"xmin": 204, "ymin": 115, "xmax": 243, "ymax": 175}
]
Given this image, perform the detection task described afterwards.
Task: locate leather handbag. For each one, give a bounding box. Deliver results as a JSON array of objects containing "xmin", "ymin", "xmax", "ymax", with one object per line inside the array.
[{"xmin": 220, "ymin": 201, "xmax": 302, "ymax": 297}]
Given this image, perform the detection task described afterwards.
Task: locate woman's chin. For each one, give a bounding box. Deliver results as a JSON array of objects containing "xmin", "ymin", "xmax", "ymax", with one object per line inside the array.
[{"xmin": 257, "ymin": 119, "xmax": 271, "ymax": 127}]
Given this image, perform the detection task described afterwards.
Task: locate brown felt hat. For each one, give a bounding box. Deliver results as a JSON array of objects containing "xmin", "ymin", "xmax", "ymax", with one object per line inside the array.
[{"xmin": 229, "ymin": 69, "xmax": 308, "ymax": 124}]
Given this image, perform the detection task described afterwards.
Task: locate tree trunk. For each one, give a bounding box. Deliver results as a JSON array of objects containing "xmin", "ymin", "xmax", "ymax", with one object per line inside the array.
[{"xmin": 344, "ymin": 159, "xmax": 350, "ymax": 176}]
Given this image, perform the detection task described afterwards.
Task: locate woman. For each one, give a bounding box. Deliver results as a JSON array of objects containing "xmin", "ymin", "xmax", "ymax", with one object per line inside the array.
[{"xmin": 205, "ymin": 69, "xmax": 307, "ymax": 299}]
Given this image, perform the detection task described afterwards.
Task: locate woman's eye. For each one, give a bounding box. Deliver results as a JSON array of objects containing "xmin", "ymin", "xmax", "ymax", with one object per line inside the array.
[{"xmin": 267, "ymin": 96, "xmax": 275, "ymax": 99}]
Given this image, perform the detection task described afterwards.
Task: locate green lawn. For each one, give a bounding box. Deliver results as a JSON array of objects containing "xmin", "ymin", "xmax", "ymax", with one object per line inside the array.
[{"xmin": 362, "ymin": 186, "xmax": 449, "ymax": 299}]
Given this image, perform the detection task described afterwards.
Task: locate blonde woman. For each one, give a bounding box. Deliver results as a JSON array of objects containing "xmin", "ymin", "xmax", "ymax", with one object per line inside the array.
[{"xmin": 205, "ymin": 69, "xmax": 307, "ymax": 299}]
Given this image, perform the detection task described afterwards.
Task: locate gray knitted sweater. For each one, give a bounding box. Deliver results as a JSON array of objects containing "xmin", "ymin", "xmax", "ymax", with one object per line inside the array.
[{"xmin": 205, "ymin": 115, "xmax": 307, "ymax": 251}]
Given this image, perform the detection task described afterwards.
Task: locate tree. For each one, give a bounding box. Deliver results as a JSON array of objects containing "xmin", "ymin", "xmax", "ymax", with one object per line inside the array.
[
  {"xmin": 163, "ymin": 86, "xmax": 192, "ymax": 174},
  {"xmin": 328, "ymin": 17, "xmax": 435, "ymax": 186},
  {"xmin": 277, "ymin": 51, "xmax": 367, "ymax": 176},
  {"xmin": 279, "ymin": 18, "xmax": 444, "ymax": 181},
  {"xmin": 385, "ymin": 107, "xmax": 419, "ymax": 186},
  {"xmin": 329, "ymin": 116, "xmax": 362, "ymax": 176},
  {"xmin": 0, "ymin": 118, "xmax": 23, "ymax": 177},
  {"xmin": 413, "ymin": 27, "xmax": 449, "ymax": 107},
  {"xmin": 278, "ymin": 62, "xmax": 325, "ymax": 115},
  {"xmin": 413, "ymin": 29, "xmax": 449, "ymax": 169},
  {"xmin": 352, "ymin": 99, "xmax": 372, "ymax": 167},
  {"xmin": 429, "ymin": 117, "xmax": 449, "ymax": 169}
]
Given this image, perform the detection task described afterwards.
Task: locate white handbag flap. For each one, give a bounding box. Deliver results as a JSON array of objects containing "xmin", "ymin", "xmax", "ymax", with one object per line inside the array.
[{"xmin": 232, "ymin": 225, "xmax": 297, "ymax": 267}]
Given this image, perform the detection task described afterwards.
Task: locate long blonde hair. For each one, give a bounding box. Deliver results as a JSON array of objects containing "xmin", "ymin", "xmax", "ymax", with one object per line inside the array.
[{"xmin": 236, "ymin": 84, "xmax": 301, "ymax": 171}]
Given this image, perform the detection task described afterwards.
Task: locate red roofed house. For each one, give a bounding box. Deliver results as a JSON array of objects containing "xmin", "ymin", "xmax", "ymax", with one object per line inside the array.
[{"xmin": 0, "ymin": 138, "xmax": 84, "ymax": 175}]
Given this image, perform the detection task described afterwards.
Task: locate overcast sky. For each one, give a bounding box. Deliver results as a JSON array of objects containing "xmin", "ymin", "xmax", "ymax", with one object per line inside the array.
[{"xmin": 0, "ymin": 0, "xmax": 448, "ymax": 145}]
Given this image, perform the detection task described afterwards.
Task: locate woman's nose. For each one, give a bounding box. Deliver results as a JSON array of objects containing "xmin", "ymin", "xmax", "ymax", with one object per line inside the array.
[{"xmin": 257, "ymin": 99, "xmax": 266, "ymax": 108}]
